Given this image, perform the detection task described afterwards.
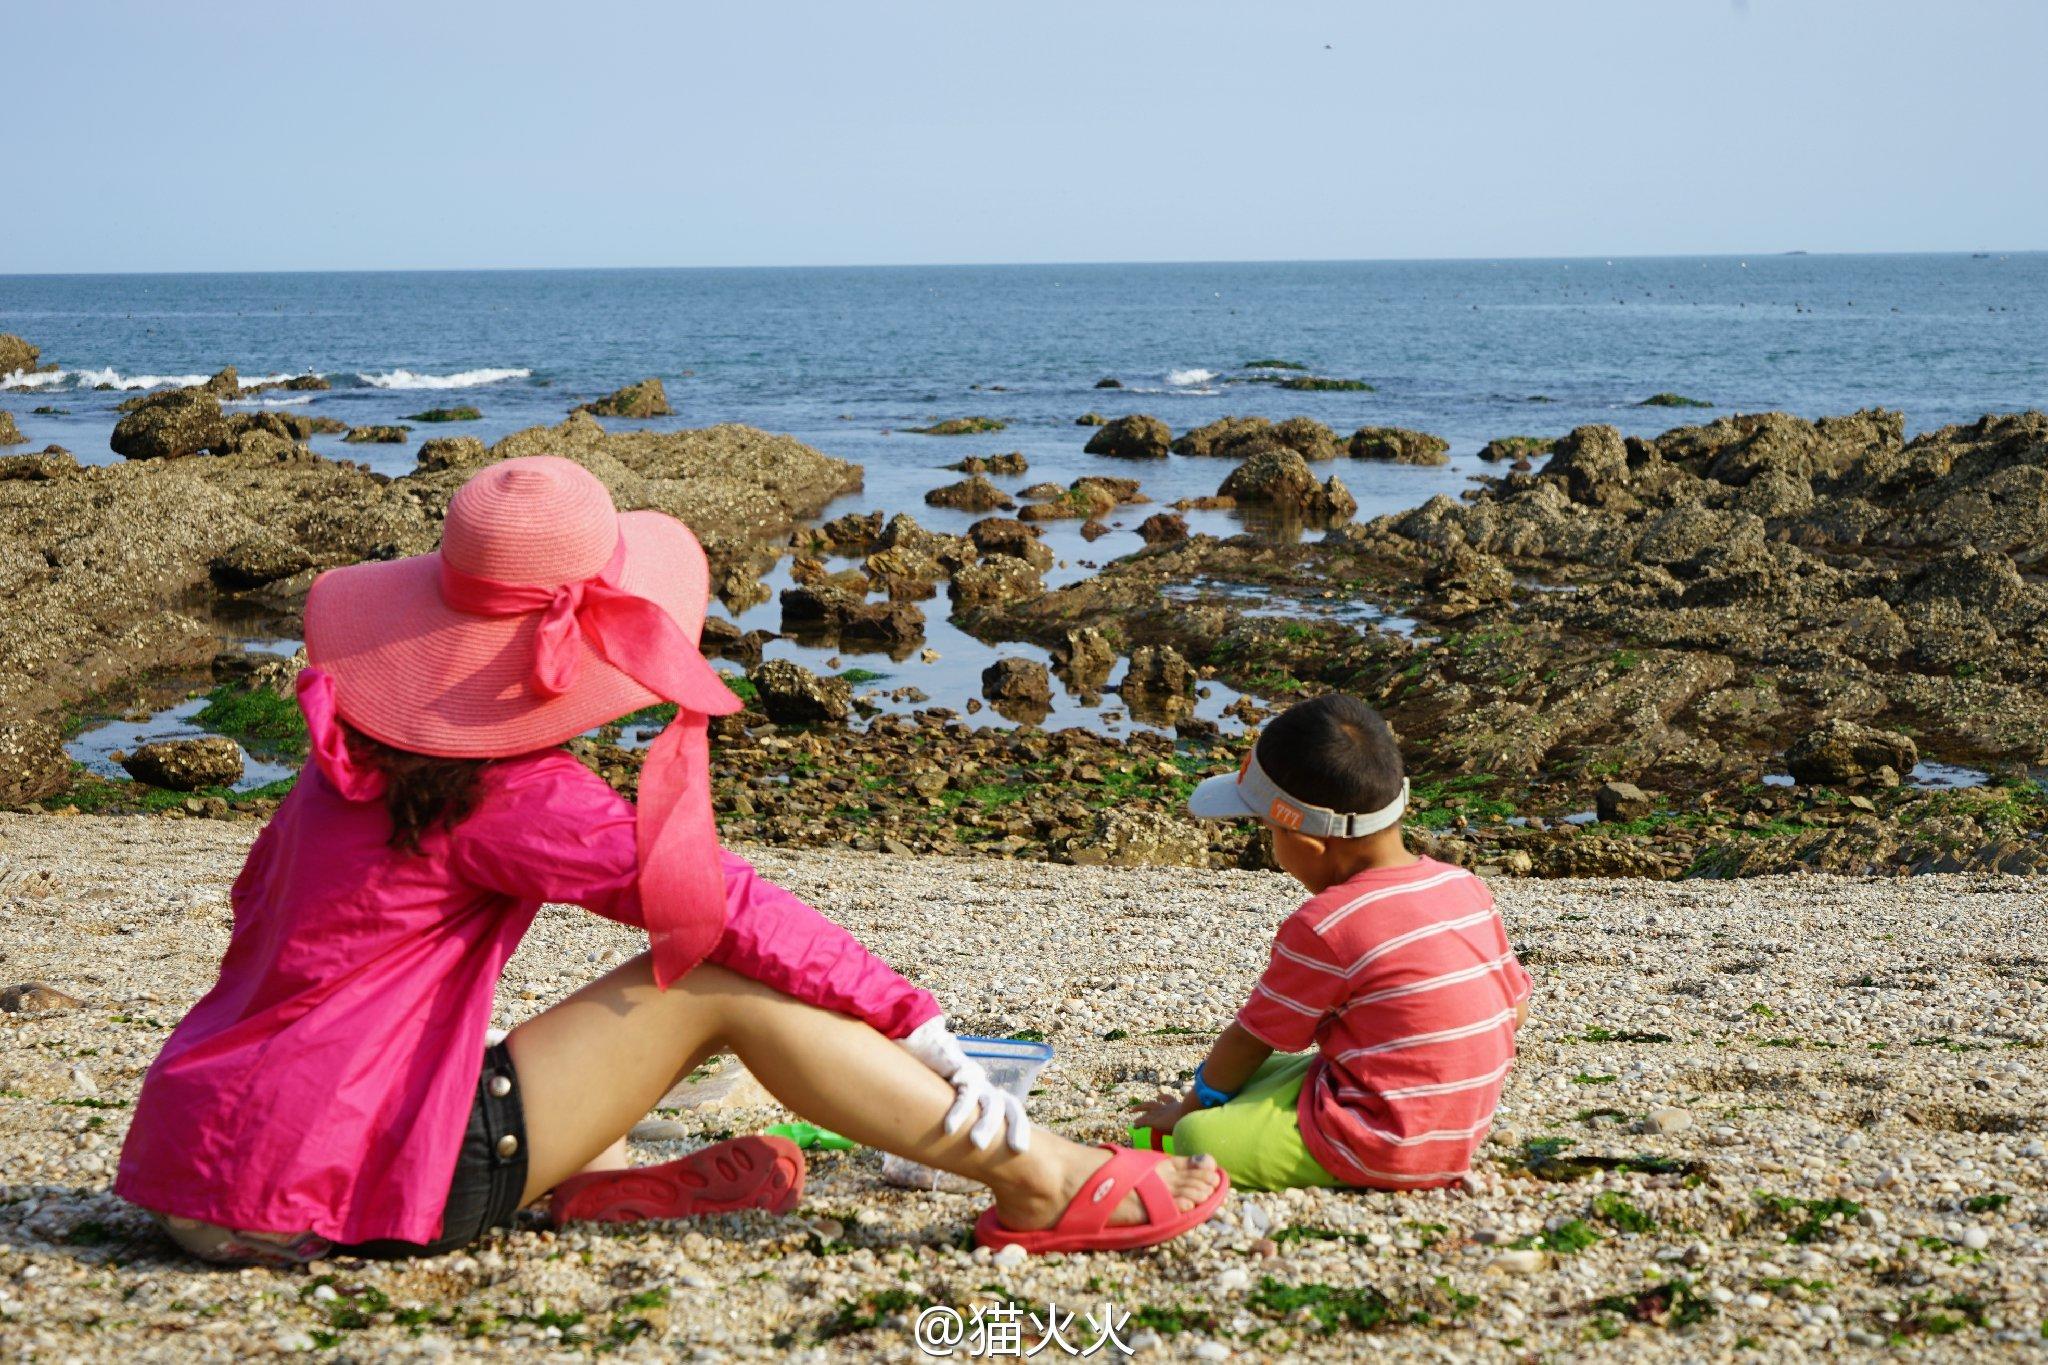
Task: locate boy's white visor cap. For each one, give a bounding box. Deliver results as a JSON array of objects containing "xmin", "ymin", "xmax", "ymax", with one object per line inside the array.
[{"xmin": 1187, "ymin": 750, "xmax": 1409, "ymax": 839}]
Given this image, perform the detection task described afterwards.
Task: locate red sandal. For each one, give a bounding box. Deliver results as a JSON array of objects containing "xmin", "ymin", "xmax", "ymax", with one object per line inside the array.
[
  {"xmin": 548, "ymin": 1134, "xmax": 806, "ymax": 1224},
  {"xmin": 973, "ymin": 1144, "xmax": 1229, "ymax": 1254}
]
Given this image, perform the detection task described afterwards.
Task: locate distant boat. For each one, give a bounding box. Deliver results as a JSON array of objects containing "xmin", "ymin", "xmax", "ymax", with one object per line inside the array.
[
  {"xmin": 1783, "ymin": 250, "xmax": 1809, "ymax": 255},
  {"xmin": 1971, "ymin": 252, "xmax": 1991, "ymax": 259}
]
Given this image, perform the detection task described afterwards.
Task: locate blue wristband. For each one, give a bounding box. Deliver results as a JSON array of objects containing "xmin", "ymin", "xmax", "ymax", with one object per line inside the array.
[{"xmin": 1192, "ymin": 1063, "xmax": 1236, "ymax": 1109}]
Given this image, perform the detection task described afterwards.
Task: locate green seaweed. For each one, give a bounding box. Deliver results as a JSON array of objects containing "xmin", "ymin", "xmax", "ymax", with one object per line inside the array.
[
  {"xmin": 1248, "ymin": 1277, "xmax": 1398, "ymax": 1332},
  {"xmin": 196, "ymin": 684, "xmax": 310, "ymax": 758}
]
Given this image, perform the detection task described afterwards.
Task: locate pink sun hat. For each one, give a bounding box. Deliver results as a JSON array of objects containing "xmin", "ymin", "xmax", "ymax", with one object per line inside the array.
[{"xmin": 303, "ymin": 455, "xmax": 744, "ymax": 987}]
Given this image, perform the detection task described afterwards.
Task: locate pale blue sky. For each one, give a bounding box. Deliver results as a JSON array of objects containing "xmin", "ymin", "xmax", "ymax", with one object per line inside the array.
[{"xmin": 10, "ymin": 0, "xmax": 2045, "ymax": 272}]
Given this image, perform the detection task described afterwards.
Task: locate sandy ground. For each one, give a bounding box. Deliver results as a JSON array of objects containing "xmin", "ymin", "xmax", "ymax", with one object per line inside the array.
[{"xmin": 1, "ymin": 812, "xmax": 2045, "ymax": 1362}]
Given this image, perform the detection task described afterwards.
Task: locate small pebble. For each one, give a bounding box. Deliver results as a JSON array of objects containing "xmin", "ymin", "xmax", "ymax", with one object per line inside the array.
[
  {"xmin": 1492, "ymin": 1249, "xmax": 1548, "ymax": 1274},
  {"xmin": 1960, "ymin": 1227, "xmax": 1991, "ymax": 1251},
  {"xmin": 993, "ymin": 1242, "xmax": 1028, "ymax": 1268}
]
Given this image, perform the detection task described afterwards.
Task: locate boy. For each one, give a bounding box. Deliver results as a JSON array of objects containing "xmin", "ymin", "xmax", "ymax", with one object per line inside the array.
[{"xmin": 1134, "ymin": 694, "xmax": 1532, "ymax": 1191}]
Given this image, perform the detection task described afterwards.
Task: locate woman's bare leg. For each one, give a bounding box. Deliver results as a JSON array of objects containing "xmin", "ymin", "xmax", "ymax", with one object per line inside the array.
[{"xmin": 507, "ymin": 957, "xmax": 1220, "ymax": 1228}]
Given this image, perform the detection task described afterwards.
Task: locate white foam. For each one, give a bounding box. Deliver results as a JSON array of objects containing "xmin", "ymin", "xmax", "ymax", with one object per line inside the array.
[
  {"xmin": 0, "ymin": 367, "xmax": 209, "ymax": 392},
  {"xmin": 1167, "ymin": 367, "xmax": 1218, "ymax": 387},
  {"xmin": 356, "ymin": 367, "xmax": 531, "ymax": 390}
]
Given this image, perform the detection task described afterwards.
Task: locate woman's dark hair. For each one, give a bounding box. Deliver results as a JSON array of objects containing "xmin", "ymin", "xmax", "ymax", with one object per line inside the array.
[
  {"xmin": 341, "ymin": 723, "xmax": 490, "ymax": 853},
  {"xmin": 1254, "ymin": 693, "xmax": 1405, "ymax": 815}
]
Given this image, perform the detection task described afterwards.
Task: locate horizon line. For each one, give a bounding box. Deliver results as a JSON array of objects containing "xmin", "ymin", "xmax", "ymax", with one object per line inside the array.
[{"xmin": 2, "ymin": 247, "xmax": 2041, "ymax": 280}]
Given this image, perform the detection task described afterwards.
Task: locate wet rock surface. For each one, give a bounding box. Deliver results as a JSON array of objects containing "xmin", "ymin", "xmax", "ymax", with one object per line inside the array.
[
  {"xmin": 961, "ymin": 409, "xmax": 2048, "ymax": 878},
  {"xmin": 1349, "ymin": 425, "xmax": 1450, "ymax": 465},
  {"xmin": 108, "ymin": 388, "xmax": 233, "ymax": 460},
  {"xmin": 119, "ymin": 737, "xmax": 243, "ymax": 792},
  {"xmin": 1217, "ymin": 448, "xmax": 1357, "ymax": 524},
  {"xmin": 0, "ymin": 415, "xmax": 859, "ymax": 804},
  {"xmin": 1082, "ymin": 413, "xmax": 1170, "ymax": 460},
  {"xmin": 575, "ymin": 377, "xmax": 671, "ymax": 418}
]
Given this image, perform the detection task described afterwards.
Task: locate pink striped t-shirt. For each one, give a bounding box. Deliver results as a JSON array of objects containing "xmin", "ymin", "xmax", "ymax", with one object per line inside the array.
[{"xmin": 1235, "ymin": 857, "xmax": 1532, "ymax": 1189}]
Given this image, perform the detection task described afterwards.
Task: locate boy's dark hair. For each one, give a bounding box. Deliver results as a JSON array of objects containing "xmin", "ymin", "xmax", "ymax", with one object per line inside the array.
[{"xmin": 1254, "ymin": 693, "xmax": 1404, "ymax": 816}]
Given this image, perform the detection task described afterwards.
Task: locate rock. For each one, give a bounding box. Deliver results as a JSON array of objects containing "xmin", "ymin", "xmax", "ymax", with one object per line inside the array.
[
  {"xmin": 1491, "ymin": 1249, "xmax": 1549, "ymax": 1274},
  {"xmin": 948, "ymin": 451, "xmax": 1028, "ymax": 476},
  {"xmin": 0, "ymin": 720, "xmax": 69, "ymax": 805},
  {"xmin": 199, "ymin": 366, "xmax": 241, "ymax": 398},
  {"xmin": 1269, "ymin": 417, "xmax": 1343, "ymax": 462},
  {"xmin": 242, "ymin": 373, "xmax": 331, "ymax": 397},
  {"xmin": 815, "ymin": 510, "xmax": 886, "ymax": 550},
  {"xmin": 1638, "ymin": 1106, "xmax": 1693, "ymax": 1135},
  {"xmin": 343, "ymin": 425, "xmax": 411, "ymax": 444},
  {"xmin": 907, "ymin": 416, "xmax": 1006, "ymax": 436},
  {"xmin": 0, "ymin": 982, "xmax": 82, "ymax": 1013},
  {"xmin": 0, "ymin": 412, "xmax": 24, "ymax": 446},
  {"xmin": 1173, "ymin": 416, "xmax": 1272, "ymax": 459},
  {"xmin": 1217, "ymin": 448, "xmax": 1356, "ymax": 524},
  {"xmin": 1784, "ymin": 719, "xmax": 1918, "ymax": 787},
  {"xmin": 209, "ymin": 534, "xmax": 315, "ymax": 590},
  {"xmin": 1121, "ymin": 644, "xmax": 1196, "ymax": 703},
  {"xmin": 211, "ymin": 647, "xmax": 307, "ymax": 697},
  {"xmin": 414, "ymin": 436, "xmax": 490, "ymax": 473},
  {"xmin": 1349, "ymin": 426, "xmax": 1449, "ymax": 465},
  {"xmin": 0, "ymin": 446, "xmax": 78, "ymax": 480},
  {"xmin": 1083, "ymin": 414, "xmax": 1171, "ymax": 460},
  {"xmin": 1061, "ymin": 808, "xmax": 1209, "ymax": 867},
  {"xmin": 862, "ymin": 546, "xmax": 944, "ymax": 599},
  {"xmin": 1641, "ymin": 392, "xmax": 1713, "ymax": 408},
  {"xmin": 779, "ymin": 585, "xmax": 924, "ymax": 649},
  {"xmin": 968, "ymin": 517, "xmax": 1053, "ymax": 571},
  {"xmin": 924, "ymin": 475, "xmax": 1014, "ymax": 512},
  {"xmin": 120, "ymin": 736, "xmax": 244, "ymax": 791},
  {"xmin": 576, "ymin": 378, "xmax": 671, "ymax": 419},
  {"xmin": 950, "ymin": 556, "xmax": 1044, "ymax": 608},
  {"xmin": 402, "ymin": 406, "xmax": 482, "ymax": 423},
  {"xmin": 749, "ymin": 660, "xmax": 851, "ymax": 725},
  {"xmin": 1279, "ymin": 376, "xmax": 1373, "ymax": 392},
  {"xmin": 1477, "ymin": 435, "xmax": 1553, "ymax": 463},
  {"xmin": 1543, "ymin": 424, "xmax": 1633, "ymax": 506},
  {"xmin": 876, "ymin": 518, "xmax": 977, "ymax": 576},
  {"xmin": 1137, "ymin": 511, "xmax": 1188, "ymax": 544},
  {"xmin": 1093, "ymin": 377, "xmax": 1123, "ymax": 389},
  {"xmin": 0, "ymin": 334, "xmax": 43, "ymax": 376},
  {"xmin": 1051, "ymin": 627, "xmax": 1117, "ymax": 686},
  {"xmin": 1595, "ymin": 781, "xmax": 1653, "ymax": 823},
  {"xmin": 982, "ymin": 658, "xmax": 1053, "ymax": 717},
  {"xmin": 109, "ymin": 388, "xmax": 232, "ymax": 460},
  {"xmin": 1074, "ymin": 412, "xmax": 1107, "ymax": 427}
]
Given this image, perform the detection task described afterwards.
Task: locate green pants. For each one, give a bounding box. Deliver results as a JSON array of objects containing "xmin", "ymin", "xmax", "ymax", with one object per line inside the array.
[{"xmin": 1170, "ymin": 1054, "xmax": 1344, "ymax": 1192}]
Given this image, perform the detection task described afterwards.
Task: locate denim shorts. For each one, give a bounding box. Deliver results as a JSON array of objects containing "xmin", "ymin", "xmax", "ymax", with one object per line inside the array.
[{"xmin": 341, "ymin": 1041, "xmax": 531, "ymax": 1258}]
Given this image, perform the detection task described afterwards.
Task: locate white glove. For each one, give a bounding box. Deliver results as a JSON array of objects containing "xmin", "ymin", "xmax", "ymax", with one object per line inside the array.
[{"xmin": 901, "ymin": 1016, "xmax": 1031, "ymax": 1154}]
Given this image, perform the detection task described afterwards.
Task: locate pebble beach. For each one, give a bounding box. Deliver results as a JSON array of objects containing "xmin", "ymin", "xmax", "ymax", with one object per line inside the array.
[{"xmin": 3, "ymin": 813, "xmax": 2043, "ymax": 1361}]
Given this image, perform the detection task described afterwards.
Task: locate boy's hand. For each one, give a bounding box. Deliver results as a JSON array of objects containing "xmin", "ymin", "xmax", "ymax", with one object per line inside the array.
[{"xmin": 1134, "ymin": 1089, "xmax": 1196, "ymax": 1135}]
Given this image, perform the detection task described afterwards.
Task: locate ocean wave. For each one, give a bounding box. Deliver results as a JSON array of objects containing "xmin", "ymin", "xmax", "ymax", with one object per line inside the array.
[
  {"xmin": 355, "ymin": 367, "xmax": 531, "ymax": 390},
  {"xmin": 1166, "ymin": 367, "xmax": 1218, "ymax": 387},
  {"xmin": 225, "ymin": 396, "xmax": 317, "ymax": 408},
  {"xmin": 0, "ymin": 367, "xmax": 211, "ymax": 392}
]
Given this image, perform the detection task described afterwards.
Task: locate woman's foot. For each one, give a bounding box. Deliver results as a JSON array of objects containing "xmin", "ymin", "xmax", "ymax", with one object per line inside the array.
[{"xmin": 992, "ymin": 1139, "xmax": 1222, "ymax": 1232}]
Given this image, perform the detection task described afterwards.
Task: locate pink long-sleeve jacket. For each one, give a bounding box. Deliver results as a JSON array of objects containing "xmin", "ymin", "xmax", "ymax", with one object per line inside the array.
[{"xmin": 115, "ymin": 749, "xmax": 938, "ymax": 1246}]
